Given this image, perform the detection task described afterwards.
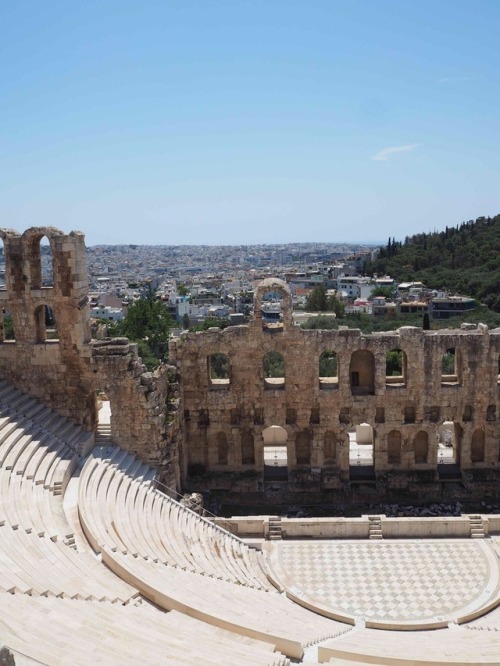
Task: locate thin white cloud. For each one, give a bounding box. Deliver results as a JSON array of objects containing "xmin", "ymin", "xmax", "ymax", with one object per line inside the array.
[
  {"xmin": 371, "ymin": 143, "xmax": 419, "ymax": 162},
  {"xmin": 438, "ymin": 76, "xmax": 470, "ymax": 83}
]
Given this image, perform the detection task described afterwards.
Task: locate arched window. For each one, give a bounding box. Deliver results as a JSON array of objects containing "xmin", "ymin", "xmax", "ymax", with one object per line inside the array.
[
  {"xmin": 385, "ymin": 349, "xmax": 406, "ymax": 387},
  {"xmin": 414, "ymin": 431, "xmax": 429, "ymax": 464},
  {"xmin": 262, "ymin": 425, "xmax": 288, "ymax": 482},
  {"xmin": 324, "ymin": 431, "xmax": 337, "ymax": 464},
  {"xmin": 437, "ymin": 421, "xmax": 459, "ymax": 466},
  {"xmin": 241, "ymin": 430, "xmax": 255, "ymax": 465},
  {"xmin": 441, "ymin": 348, "xmax": 461, "ymax": 385},
  {"xmin": 348, "ymin": 423, "xmax": 375, "ymax": 480},
  {"xmin": 387, "ymin": 430, "xmax": 402, "ymax": 464},
  {"xmin": 295, "ymin": 430, "xmax": 312, "ymax": 465},
  {"xmin": 30, "ymin": 234, "xmax": 54, "ymax": 289},
  {"xmin": 471, "ymin": 429, "xmax": 485, "ymax": 463},
  {"xmin": 208, "ymin": 353, "xmax": 230, "ymax": 388},
  {"xmin": 217, "ymin": 432, "xmax": 228, "ymax": 465},
  {"xmin": 319, "ymin": 350, "xmax": 338, "ymax": 389},
  {"xmin": 34, "ymin": 305, "xmax": 58, "ymax": 343},
  {"xmin": 40, "ymin": 236, "xmax": 54, "ymax": 287},
  {"xmin": 263, "ymin": 351, "xmax": 285, "ymax": 388},
  {"xmin": 260, "ymin": 290, "xmax": 284, "ymax": 331},
  {"xmin": 254, "ymin": 278, "xmax": 292, "ymax": 331},
  {"xmin": 349, "ymin": 350, "xmax": 375, "ymax": 395},
  {"xmin": 0, "ymin": 308, "xmax": 15, "ymax": 343}
]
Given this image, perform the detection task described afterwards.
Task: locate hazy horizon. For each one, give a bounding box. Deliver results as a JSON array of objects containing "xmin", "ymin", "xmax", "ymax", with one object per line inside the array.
[{"xmin": 1, "ymin": 1, "xmax": 499, "ymax": 245}]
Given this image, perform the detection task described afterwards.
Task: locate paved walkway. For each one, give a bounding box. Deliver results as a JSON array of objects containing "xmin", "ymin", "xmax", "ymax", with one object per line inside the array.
[{"xmin": 269, "ymin": 539, "xmax": 500, "ymax": 628}]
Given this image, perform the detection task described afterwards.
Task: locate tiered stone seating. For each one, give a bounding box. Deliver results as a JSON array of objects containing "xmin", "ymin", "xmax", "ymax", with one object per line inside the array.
[
  {"xmin": 318, "ymin": 625, "xmax": 500, "ymax": 664},
  {"xmin": 0, "ymin": 594, "xmax": 290, "ymax": 665},
  {"xmin": 0, "ymin": 381, "xmax": 291, "ymax": 664},
  {"xmin": 78, "ymin": 449, "xmax": 348, "ymax": 659},
  {"xmin": 79, "ymin": 448, "xmax": 270, "ymax": 589}
]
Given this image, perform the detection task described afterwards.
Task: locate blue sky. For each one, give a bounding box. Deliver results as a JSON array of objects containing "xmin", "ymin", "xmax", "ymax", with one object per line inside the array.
[{"xmin": 1, "ymin": 1, "xmax": 499, "ymax": 245}]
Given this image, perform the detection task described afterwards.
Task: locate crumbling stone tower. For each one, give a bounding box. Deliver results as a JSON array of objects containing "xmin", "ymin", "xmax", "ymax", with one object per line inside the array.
[{"xmin": 0, "ymin": 227, "xmax": 179, "ymax": 489}]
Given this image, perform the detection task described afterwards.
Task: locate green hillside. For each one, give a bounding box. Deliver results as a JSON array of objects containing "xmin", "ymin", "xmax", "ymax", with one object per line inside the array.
[{"xmin": 364, "ymin": 215, "xmax": 500, "ymax": 312}]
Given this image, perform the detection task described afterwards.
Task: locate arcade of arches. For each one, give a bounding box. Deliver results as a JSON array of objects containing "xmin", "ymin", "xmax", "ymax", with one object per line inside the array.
[
  {"xmin": 0, "ymin": 229, "xmax": 499, "ymax": 505},
  {"xmin": 172, "ymin": 277, "xmax": 500, "ymax": 503}
]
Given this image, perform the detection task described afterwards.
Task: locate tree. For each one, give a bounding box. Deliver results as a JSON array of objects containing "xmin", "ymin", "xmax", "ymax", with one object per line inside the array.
[
  {"xmin": 114, "ymin": 293, "xmax": 173, "ymax": 369},
  {"xmin": 263, "ymin": 351, "xmax": 285, "ymax": 377},
  {"xmin": 177, "ymin": 283, "xmax": 189, "ymax": 296},
  {"xmin": 369, "ymin": 286, "xmax": 395, "ymax": 299},
  {"xmin": 305, "ymin": 285, "xmax": 344, "ymax": 316},
  {"xmin": 182, "ymin": 313, "xmax": 190, "ymax": 329},
  {"xmin": 305, "ymin": 285, "xmax": 329, "ymax": 311}
]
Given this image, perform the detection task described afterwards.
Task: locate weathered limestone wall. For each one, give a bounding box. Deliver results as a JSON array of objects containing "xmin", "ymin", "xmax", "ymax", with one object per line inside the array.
[
  {"xmin": 214, "ymin": 514, "xmax": 500, "ymax": 539},
  {"xmin": 0, "ymin": 227, "xmax": 179, "ymax": 490},
  {"xmin": 172, "ymin": 279, "xmax": 500, "ymax": 497}
]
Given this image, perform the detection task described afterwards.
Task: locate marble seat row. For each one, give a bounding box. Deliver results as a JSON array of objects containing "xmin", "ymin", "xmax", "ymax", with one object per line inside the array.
[
  {"xmin": 318, "ymin": 625, "xmax": 500, "ymax": 665},
  {"xmin": 0, "ymin": 525, "xmax": 137, "ymax": 602},
  {"xmin": 0, "ymin": 594, "xmax": 290, "ymax": 666},
  {"xmin": 78, "ymin": 448, "xmax": 272, "ymax": 590},
  {"xmin": 100, "ymin": 546, "xmax": 345, "ymax": 659},
  {"xmin": 0, "ymin": 381, "xmax": 292, "ymax": 663},
  {"xmin": 77, "ymin": 451, "xmax": 347, "ymax": 659},
  {"xmin": 0, "ymin": 415, "xmax": 79, "ymax": 541},
  {"xmin": 0, "ymin": 381, "xmax": 93, "ymax": 458}
]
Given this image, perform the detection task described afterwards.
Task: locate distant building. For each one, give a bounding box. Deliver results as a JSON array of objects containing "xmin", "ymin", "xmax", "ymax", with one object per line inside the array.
[
  {"xmin": 91, "ymin": 306, "xmax": 124, "ymax": 322},
  {"xmin": 431, "ymin": 296, "xmax": 477, "ymax": 320}
]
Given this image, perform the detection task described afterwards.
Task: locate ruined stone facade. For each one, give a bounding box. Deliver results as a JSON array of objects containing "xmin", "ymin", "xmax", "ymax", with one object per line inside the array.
[
  {"xmin": 1, "ymin": 230, "xmax": 499, "ymax": 504},
  {"xmin": 0, "ymin": 227, "xmax": 178, "ymax": 488},
  {"xmin": 172, "ymin": 278, "xmax": 500, "ymax": 501}
]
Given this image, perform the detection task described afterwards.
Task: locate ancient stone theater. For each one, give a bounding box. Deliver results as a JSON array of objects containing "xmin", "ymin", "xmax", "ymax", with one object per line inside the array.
[{"xmin": 0, "ymin": 226, "xmax": 500, "ymax": 665}]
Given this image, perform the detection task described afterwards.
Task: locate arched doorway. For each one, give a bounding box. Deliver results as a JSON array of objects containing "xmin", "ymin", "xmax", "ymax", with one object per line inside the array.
[
  {"xmin": 262, "ymin": 425, "xmax": 288, "ymax": 484},
  {"xmin": 437, "ymin": 420, "xmax": 461, "ymax": 479},
  {"xmin": 349, "ymin": 350, "xmax": 375, "ymax": 395},
  {"xmin": 95, "ymin": 390, "xmax": 113, "ymax": 446},
  {"xmin": 348, "ymin": 423, "xmax": 375, "ymax": 480}
]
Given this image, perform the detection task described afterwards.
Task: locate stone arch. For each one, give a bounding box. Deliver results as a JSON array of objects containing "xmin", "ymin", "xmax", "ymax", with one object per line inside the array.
[
  {"xmin": 349, "ymin": 349, "xmax": 375, "ymax": 395},
  {"xmin": 22, "ymin": 226, "xmax": 63, "ymax": 290},
  {"xmin": 441, "ymin": 347, "xmax": 461, "ymax": 385},
  {"xmin": 387, "ymin": 430, "xmax": 402, "ymax": 464},
  {"xmin": 319, "ymin": 350, "xmax": 338, "ymax": 389},
  {"xmin": 241, "ymin": 430, "xmax": 255, "ymax": 465},
  {"xmin": 253, "ymin": 278, "xmax": 293, "ymax": 328},
  {"xmin": 208, "ymin": 352, "xmax": 230, "ymax": 386},
  {"xmin": 414, "ymin": 431, "xmax": 429, "ymax": 464},
  {"xmin": 385, "ymin": 348, "xmax": 407, "ymax": 387},
  {"xmin": 437, "ymin": 420, "xmax": 460, "ymax": 465},
  {"xmin": 216, "ymin": 432, "xmax": 229, "ymax": 465},
  {"xmin": 296, "ymin": 429, "xmax": 312, "ymax": 465},
  {"xmin": 471, "ymin": 429, "xmax": 485, "ymax": 463},
  {"xmin": 34, "ymin": 304, "xmax": 58, "ymax": 343},
  {"xmin": 263, "ymin": 351, "xmax": 285, "ymax": 388},
  {"xmin": 323, "ymin": 430, "xmax": 337, "ymax": 464},
  {"xmin": 262, "ymin": 425, "xmax": 288, "ymax": 445},
  {"xmin": 262, "ymin": 425, "xmax": 288, "ymax": 480}
]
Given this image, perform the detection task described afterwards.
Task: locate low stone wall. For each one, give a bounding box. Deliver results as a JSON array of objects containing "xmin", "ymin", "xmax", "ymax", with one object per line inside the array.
[{"xmin": 214, "ymin": 514, "xmax": 500, "ymax": 539}]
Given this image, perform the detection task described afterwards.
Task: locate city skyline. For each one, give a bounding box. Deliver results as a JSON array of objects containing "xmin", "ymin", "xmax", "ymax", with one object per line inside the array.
[{"xmin": 1, "ymin": 1, "xmax": 499, "ymax": 245}]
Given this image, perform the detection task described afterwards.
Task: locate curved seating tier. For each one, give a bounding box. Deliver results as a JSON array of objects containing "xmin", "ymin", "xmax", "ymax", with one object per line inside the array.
[
  {"xmin": 78, "ymin": 450, "xmax": 348, "ymax": 658},
  {"xmin": 318, "ymin": 625, "xmax": 500, "ymax": 665},
  {"xmin": 0, "ymin": 594, "xmax": 290, "ymax": 666},
  {"xmin": 0, "ymin": 381, "xmax": 292, "ymax": 664},
  {"xmin": 78, "ymin": 448, "xmax": 272, "ymax": 589}
]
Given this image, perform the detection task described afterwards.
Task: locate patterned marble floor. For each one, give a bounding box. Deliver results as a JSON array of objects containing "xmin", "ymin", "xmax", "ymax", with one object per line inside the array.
[{"xmin": 268, "ymin": 539, "xmax": 500, "ymax": 627}]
